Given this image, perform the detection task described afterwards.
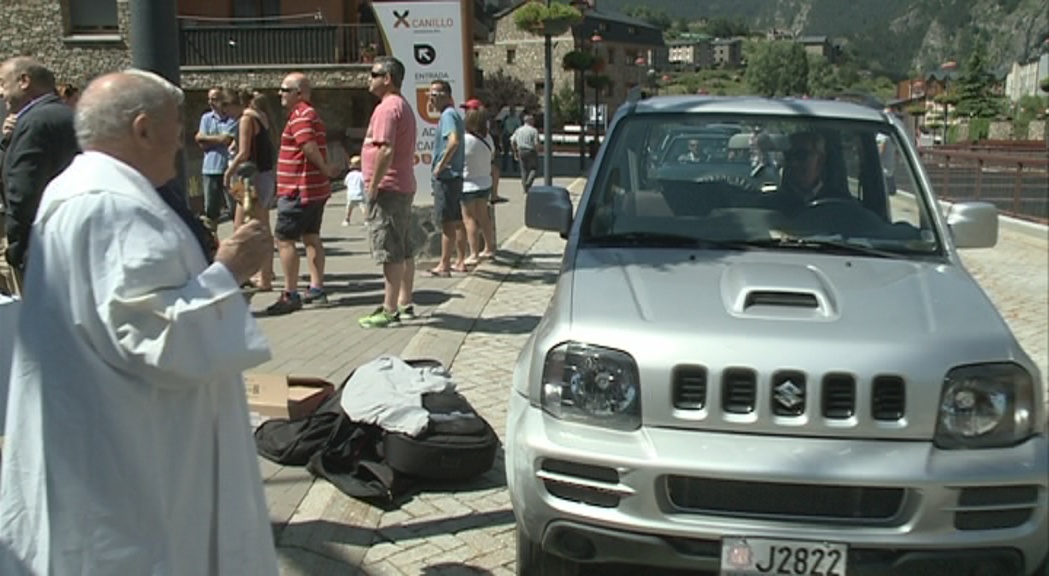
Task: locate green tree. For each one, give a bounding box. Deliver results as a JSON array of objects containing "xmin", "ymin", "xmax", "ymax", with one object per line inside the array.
[
  {"xmin": 552, "ymin": 83, "xmax": 581, "ymax": 127},
  {"xmin": 746, "ymin": 41, "xmax": 809, "ymax": 96},
  {"xmin": 477, "ymin": 69, "xmax": 540, "ymax": 116},
  {"xmin": 623, "ymin": 5, "xmax": 672, "ymax": 31},
  {"xmin": 703, "ymin": 16, "xmax": 749, "ymax": 38},
  {"xmin": 954, "ymin": 39, "xmax": 1003, "ymax": 118}
]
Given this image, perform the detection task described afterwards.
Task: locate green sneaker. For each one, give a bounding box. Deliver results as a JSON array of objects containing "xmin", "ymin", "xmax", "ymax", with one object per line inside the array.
[
  {"xmin": 397, "ymin": 304, "xmax": 417, "ymax": 320},
  {"xmin": 358, "ymin": 306, "xmax": 400, "ymax": 328}
]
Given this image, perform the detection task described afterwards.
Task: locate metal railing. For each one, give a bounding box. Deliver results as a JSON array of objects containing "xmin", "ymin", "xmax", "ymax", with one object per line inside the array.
[
  {"xmin": 918, "ymin": 148, "xmax": 1049, "ymax": 224},
  {"xmin": 178, "ymin": 23, "xmax": 384, "ymax": 67}
]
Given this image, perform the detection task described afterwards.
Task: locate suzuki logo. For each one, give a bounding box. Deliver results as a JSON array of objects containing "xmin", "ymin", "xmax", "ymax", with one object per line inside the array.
[
  {"xmin": 394, "ymin": 10, "xmax": 410, "ymax": 28},
  {"xmin": 774, "ymin": 380, "xmax": 804, "ymax": 411}
]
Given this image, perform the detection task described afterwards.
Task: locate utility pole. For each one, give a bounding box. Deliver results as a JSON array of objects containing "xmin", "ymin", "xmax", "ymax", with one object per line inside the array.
[
  {"xmin": 129, "ymin": 0, "xmax": 189, "ymax": 200},
  {"xmin": 542, "ymin": 0, "xmax": 554, "ymax": 186}
]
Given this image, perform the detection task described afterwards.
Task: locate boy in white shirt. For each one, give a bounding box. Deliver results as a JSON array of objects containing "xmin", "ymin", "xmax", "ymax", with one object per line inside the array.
[{"xmin": 342, "ymin": 154, "xmax": 367, "ymax": 225}]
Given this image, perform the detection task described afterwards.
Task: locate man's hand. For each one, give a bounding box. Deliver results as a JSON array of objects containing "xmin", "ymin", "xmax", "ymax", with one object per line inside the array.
[
  {"xmin": 326, "ymin": 163, "xmax": 340, "ymax": 179},
  {"xmin": 214, "ymin": 220, "xmax": 272, "ymax": 285},
  {"xmin": 1, "ymin": 114, "xmax": 16, "ymax": 141}
]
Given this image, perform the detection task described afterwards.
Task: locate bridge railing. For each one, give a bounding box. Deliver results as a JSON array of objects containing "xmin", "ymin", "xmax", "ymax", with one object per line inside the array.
[
  {"xmin": 918, "ymin": 148, "xmax": 1048, "ymax": 224},
  {"xmin": 178, "ymin": 22, "xmax": 385, "ymax": 68}
]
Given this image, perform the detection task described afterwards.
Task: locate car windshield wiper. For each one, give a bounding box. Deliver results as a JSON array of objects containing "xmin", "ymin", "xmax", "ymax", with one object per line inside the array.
[
  {"xmin": 739, "ymin": 236, "xmax": 902, "ymax": 258},
  {"xmin": 586, "ymin": 231, "xmax": 703, "ymax": 247}
]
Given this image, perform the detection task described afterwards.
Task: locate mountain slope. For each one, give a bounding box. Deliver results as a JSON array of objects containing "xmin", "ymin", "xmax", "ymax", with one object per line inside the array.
[{"xmin": 596, "ymin": 0, "xmax": 1049, "ymax": 77}]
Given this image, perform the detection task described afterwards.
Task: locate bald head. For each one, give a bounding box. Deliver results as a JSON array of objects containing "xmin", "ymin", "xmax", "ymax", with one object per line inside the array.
[
  {"xmin": 76, "ymin": 69, "xmax": 183, "ymax": 149},
  {"xmin": 76, "ymin": 69, "xmax": 185, "ymax": 186},
  {"xmin": 279, "ymin": 72, "xmax": 311, "ymax": 108}
]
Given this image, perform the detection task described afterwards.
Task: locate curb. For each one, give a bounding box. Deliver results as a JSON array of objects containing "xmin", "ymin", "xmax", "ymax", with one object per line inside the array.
[
  {"xmin": 400, "ymin": 176, "xmax": 585, "ymax": 367},
  {"xmin": 399, "ymin": 227, "xmax": 544, "ymax": 367}
]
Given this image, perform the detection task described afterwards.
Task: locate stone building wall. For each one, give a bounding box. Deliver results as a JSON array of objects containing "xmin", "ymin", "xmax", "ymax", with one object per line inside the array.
[
  {"xmin": 477, "ymin": 13, "xmax": 655, "ymax": 123},
  {"xmin": 0, "ymin": 0, "xmax": 133, "ymax": 87},
  {"xmin": 476, "ymin": 18, "xmax": 574, "ymax": 113},
  {"xmin": 1028, "ymin": 120, "xmax": 1046, "ymax": 141}
]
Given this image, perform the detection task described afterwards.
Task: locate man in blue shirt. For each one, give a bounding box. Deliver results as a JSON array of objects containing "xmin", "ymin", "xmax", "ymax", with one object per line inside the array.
[
  {"xmin": 427, "ymin": 80, "xmax": 467, "ymax": 276},
  {"xmin": 194, "ymin": 87, "xmax": 238, "ymax": 228}
]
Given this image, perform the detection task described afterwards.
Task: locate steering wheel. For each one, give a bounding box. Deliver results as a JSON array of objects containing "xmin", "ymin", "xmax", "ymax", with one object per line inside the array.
[
  {"xmin": 808, "ymin": 197, "xmax": 855, "ymax": 208},
  {"xmin": 697, "ymin": 174, "xmax": 760, "ymax": 193}
]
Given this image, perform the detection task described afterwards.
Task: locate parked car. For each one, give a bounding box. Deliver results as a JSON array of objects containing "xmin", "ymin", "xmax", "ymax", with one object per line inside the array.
[{"xmin": 507, "ymin": 93, "xmax": 1048, "ymax": 576}]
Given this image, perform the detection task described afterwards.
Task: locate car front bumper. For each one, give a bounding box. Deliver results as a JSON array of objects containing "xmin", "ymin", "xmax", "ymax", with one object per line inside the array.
[{"xmin": 506, "ymin": 392, "xmax": 1049, "ymax": 575}]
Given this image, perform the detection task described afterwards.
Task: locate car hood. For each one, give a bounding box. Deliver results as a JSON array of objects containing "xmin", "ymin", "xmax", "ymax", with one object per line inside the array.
[{"xmin": 566, "ymin": 247, "xmax": 1030, "ymax": 438}]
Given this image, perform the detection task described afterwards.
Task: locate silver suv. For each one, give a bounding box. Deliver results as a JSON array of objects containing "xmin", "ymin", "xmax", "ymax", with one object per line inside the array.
[{"xmin": 507, "ymin": 94, "xmax": 1048, "ymax": 576}]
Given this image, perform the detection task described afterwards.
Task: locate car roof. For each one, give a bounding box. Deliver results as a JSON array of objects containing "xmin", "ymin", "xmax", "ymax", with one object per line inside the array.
[{"xmin": 628, "ymin": 95, "xmax": 890, "ymax": 124}]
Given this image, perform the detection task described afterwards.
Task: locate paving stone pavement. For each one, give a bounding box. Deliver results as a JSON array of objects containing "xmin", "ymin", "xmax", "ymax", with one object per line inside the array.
[{"xmin": 958, "ymin": 223, "xmax": 1049, "ymax": 386}]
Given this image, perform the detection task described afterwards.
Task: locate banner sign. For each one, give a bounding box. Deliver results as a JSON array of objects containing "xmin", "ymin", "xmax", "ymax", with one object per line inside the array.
[{"xmin": 372, "ymin": 1, "xmax": 468, "ymax": 195}]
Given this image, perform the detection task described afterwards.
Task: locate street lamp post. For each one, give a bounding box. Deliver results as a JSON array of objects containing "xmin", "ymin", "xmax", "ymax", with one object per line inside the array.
[
  {"xmin": 542, "ymin": 0, "xmax": 554, "ymax": 186},
  {"xmin": 590, "ymin": 34, "xmax": 602, "ymax": 160}
]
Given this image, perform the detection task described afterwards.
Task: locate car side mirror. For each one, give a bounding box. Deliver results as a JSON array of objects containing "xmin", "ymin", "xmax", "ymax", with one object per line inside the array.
[
  {"xmin": 525, "ymin": 186, "xmax": 573, "ymax": 237},
  {"xmin": 946, "ymin": 201, "xmax": 998, "ymax": 249}
]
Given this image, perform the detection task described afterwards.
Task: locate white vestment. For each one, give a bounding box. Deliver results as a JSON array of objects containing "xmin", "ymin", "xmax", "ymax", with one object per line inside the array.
[{"xmin": 0, "ymin": 151, "xmax": 278, "ymax": 576}]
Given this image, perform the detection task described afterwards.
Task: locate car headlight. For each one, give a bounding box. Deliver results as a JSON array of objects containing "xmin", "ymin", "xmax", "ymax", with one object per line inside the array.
[
  {"xmin": 540, "ymin": 342, "xmax": 641, "ymax": 431},
  {"xmin": 935, "ymin": 363, "xmax": 1034, "ymax": 449}
]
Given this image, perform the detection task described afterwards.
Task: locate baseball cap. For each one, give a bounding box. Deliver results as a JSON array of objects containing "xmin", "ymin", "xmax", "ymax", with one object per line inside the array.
[{"xmin": 460, "ymin": 98, "xmax": 484, "ymax": 110}]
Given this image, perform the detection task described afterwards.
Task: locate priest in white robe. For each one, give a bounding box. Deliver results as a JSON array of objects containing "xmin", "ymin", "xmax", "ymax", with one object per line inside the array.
[{"xmin": 0, "ymin": 70, "xmax": 279, "ymax": 575}]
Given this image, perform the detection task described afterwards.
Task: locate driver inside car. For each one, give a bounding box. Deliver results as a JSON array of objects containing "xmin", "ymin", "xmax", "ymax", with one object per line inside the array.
[
  {"xmin": 677, "ymin": 139, "xmax": 704, "ymax": 163},
  {"xmin": 765, "ymin": 131, "xmax": 850, "ymax": 216}
]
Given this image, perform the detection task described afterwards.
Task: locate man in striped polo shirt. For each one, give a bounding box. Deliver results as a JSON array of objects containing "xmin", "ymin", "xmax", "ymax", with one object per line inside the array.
[{"xmin": 267, "ymin": 72, "xmax": 338, "ymax": 316}]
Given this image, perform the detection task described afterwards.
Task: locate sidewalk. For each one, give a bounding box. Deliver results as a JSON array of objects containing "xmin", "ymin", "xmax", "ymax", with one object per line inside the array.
[{"xmin": 236, "ymin": 178, "xmax": 582, "ymax": 575}]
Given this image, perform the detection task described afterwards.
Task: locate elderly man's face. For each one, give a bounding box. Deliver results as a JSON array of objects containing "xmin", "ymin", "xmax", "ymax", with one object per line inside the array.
[
  {"xmin": 136, "ymin": 102, "xmax": 183, "ymax": 186},
  {"xmin": 279, "ymin": 76, "xmax": 302, "ymax": 109},
  {"xmin": 0, "ymin": 63, "xmax": 29, "ymax": 113}
]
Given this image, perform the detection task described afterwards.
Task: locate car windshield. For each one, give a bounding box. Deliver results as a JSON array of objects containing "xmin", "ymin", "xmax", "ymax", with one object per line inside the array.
[{"xmin": 581, "ymin": 113, "xmax": 942, "ymax": 256}]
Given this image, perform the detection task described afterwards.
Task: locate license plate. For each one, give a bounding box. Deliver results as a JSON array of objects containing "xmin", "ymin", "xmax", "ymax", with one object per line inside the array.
[{"xmin": 720, "ymin": 537, "xmax": 847, "ymax": 576}]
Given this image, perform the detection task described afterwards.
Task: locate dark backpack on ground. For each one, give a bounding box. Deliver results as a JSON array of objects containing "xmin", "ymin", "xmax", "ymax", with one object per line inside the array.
[
  {"xmin": 382, "ymin": 387, "xmax": 499, "ymax": 482},
  {"xmin": 253, "ymin": 358, "xmax": 499, "ymax": 504}
]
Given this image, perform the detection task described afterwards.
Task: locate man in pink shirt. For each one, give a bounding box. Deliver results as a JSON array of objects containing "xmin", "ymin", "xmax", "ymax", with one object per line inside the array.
[{"xmin": 359, "ymin": 56, "xmax": 418, "ymax": 329}]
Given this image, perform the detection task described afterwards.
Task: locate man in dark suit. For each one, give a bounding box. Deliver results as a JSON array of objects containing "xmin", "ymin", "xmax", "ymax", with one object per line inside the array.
[{"xmin": 0, "ymin": 57, "xmax": 80, "ymax": 292}]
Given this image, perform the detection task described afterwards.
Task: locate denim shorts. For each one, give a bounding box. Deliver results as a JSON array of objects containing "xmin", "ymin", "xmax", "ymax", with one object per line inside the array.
[
  {"xmin": 432, "ymin": 177, "xmax": 464, "ymax": 224},
  {"xmin": 461, "ymin": 187, "xmax": 491, "ymax": 203}
]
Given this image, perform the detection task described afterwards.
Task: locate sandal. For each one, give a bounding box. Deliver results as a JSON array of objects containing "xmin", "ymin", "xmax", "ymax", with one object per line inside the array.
[
  {"xmin": 478, "ymin": 252, "xmax": 495, "ymax": 260},
  {"xmin": 463, "ymin": 256, "xmax": 480, "ymax": 266},
  {"xmin": 450, "ymin": 264, "xmax": 469, "ymax": 273},
  {"xmin": 428, "ymin": 268, "xmax": 451, "ymax": 277}
]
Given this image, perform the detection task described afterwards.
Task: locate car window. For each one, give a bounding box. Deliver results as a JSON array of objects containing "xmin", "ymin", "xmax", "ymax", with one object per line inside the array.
[{"xmin": 583, "ymin": 113, "xmax": 942, "ymax": 255}]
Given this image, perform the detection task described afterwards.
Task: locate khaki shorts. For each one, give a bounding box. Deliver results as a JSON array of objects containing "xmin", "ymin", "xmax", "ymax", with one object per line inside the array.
[{"xmin": 367, "ymin": 190, "xmax": 415, "ymax": 264}]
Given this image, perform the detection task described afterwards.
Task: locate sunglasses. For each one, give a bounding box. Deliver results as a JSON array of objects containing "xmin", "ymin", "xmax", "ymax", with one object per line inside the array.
[
  {"xmin": 278, "ymin": 87, "xmax": 297, "ymax": 93},
  {"xmin": 370, "ymin": 70, "xmax": 388, "ymax": 78}
]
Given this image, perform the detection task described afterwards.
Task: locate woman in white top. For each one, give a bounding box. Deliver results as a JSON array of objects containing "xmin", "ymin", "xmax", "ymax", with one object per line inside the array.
[{"xmin": 460, "ymin": 103, "xmax": 497, "ymax": 264}]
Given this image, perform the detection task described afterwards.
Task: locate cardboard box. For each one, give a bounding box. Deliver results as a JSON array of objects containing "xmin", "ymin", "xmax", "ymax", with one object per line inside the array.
[{"xmin": 244, "ymin": 373, "xmax": 336, "ymax": 428}]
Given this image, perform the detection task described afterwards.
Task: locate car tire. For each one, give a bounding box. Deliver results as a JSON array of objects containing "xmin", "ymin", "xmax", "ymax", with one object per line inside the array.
[{"xmin": 516, "ymin": 524, "xmax": 580, "ymax": 576}]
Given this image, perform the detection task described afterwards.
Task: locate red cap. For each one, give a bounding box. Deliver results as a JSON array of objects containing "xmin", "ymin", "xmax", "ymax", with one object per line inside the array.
[{"xmin": 460, "ymin": 98, "xmax": 484, "ymax": 110}]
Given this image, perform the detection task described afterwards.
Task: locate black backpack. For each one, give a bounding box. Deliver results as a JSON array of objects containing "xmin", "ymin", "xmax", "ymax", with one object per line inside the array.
[
  {"xmin": 382, "ymin": 387, "xmax": 499, "ymax": 482},
  {"xmin": 253, "ymin": 358, "xmax": 499, "ymax": 503}
]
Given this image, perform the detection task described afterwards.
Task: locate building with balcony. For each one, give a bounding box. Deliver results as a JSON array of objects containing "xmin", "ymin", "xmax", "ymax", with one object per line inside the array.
[
  {"xmin": 668, "ymin": 38, "xmax": 713, "ymax": 70},
  {"xmin": 0, "ymin": 0, "xmax": 493, "ymax": 175},
  {"xmin": 475, "ymin": 1, "xmax": 666, "ymax": 122},
  {"xmin": 711, "ymin": 37, "xmax": 742, "ymax": 69}
]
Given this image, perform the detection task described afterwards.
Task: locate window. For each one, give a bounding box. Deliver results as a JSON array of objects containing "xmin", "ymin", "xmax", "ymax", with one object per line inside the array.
[
  {"xmin": 233, "ymin": 0, "xmax": 281, "ymax": 21},
  {"xmin": 534, "ymin": 81, "xmax": 545, "ymax": 95},
  {"xmin": 606, "ymin": 47, "xmax": 615, "ymax": 65},
  {"xmin": 506, "ymin": 49, "xmax": 516, "ymax": 64},
  {"xmin": 66, "ymin": 0, "xmax": 118, "ymax": 33}
]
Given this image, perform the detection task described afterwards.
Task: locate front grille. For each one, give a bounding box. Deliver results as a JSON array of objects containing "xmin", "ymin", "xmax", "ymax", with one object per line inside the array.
[
  {"xmin": 872, "ymin": 376, "xmax": 906, "ymax": 420},
  {"xmin": 953, "ymin": 486, "xmax": 1040, "ymax": 531},
  {"xmin": 667, "ymin": 476, "xmax": 906, "ymax": 525},
  {"xmin": 672, "ymin": 365, "xmax": 707, "ymax": 410},
  {"xmin": 721, "ymin": 368, "xmax": 757, "ymax": 414},
  {"xmin": 822, "ymin": 373, "xmax": 856, "ymax": 418}
]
